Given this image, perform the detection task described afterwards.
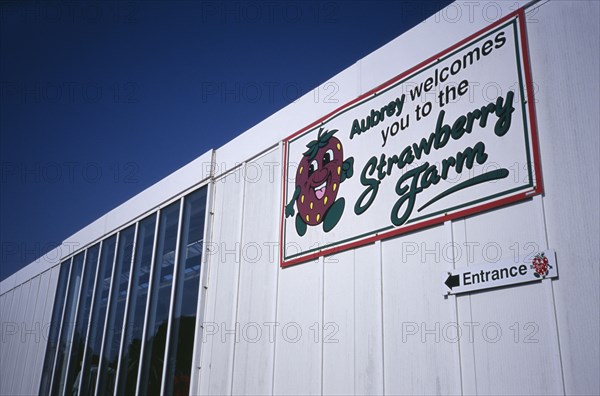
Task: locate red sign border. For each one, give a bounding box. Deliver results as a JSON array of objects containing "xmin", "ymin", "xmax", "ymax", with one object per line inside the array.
[{"xmin": 279, "ymin": 8, "xmax": 542, "ymax": 268}]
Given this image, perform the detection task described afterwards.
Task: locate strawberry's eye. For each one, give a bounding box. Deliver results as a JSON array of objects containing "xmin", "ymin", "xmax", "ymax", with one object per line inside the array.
[
  {"xmin": 309, "ymin": 160, "xmax": 318, "ymax": 176},
  {"xmin": 323, "ymin": 149, "xmax": 333, "ymax": 166}
]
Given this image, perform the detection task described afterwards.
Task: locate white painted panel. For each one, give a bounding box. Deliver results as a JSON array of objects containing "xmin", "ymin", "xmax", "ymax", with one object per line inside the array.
[
  {"xmin": 354, "ymin": 243, "xmax": 384, "ymax": 395},
  {"xmin": 462, "ymin": 200, "xmax": 563, "ymax": 395},
  {"xmin": 526, "ymin": 1, "xmax": 600, "ymax": 395},
  {"xmin": 382, "ymin": 224, "xmax": 461, "ymax": 395},
  {"xmin": 20, "ymin": 271, "xmax": 50, "ymax": 394},
  {"xmin": 11, "ymin": 275, "xmax": 41, "ymax": 395},
  {"xmin": 0, "ymin": 274, "xmax": 17, "ymax": 296},
  {"xmin": 0, "ymin": 249, "xmax": 61, "ymax": 300},
  {"xmin": 7, "ymin": 284, "xmax": 29, "ymax": 393},
  {"xmin": 0, "ymin": 288, "xmax": 11, "ymax": 322},
  {"xmin": 198, "ymin": 170, "xmax": 245, "ymax": 395},
  {"xmin": 0, "ymin": 289, "xmax": 15, "ymax": 395},
  {"xmin": 11, "ymin": 281, "xmax": 34, "ymax": 395},
  {"xmin": 13, "ymin": 247, "xmax": 66, "ymax": 287},
  {"xmin": 323, "ymin": 250, "xmax": 354, "ymax": 396},
  {"xmin": 273, "ymin": 260, "xmax": 323, "ymax": 395},
  {"xmin": 2, "ymin": 284, "xmax": 25, "ymax": 395},
  {"xmin": 452, "ymin": 219, "xmax": 477, "ymax": 396},
  {"xmin": 29, "ymin": 264, "xmax": 60, "ymax": 396},
  {"xmin": 231, "ymin": 150, "xmax": 281, "ymax": 395}
]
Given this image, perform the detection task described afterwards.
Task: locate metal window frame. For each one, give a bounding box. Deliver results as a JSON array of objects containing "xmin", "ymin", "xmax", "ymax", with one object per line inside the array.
[
  {"xmin": 47, "ymin": 257, "xmax": 73, "ymax": 395},
  {"xmin": 135, "ymin": 207, "xmax": 162, "ymax": 396},
  {"xmin": 93, "ymin": 231, "xmax": 121, "ymax": 395},
  {"xmin": 39, "ymin": 180, "xmax": 212, "ymax": 396},
  {"xmin": 112, "ymin": 221, "xmax": 139, "ymax": 394},
  {"xmin": 76, "ymin": 239, "xmax": 103, "ymax": 395},
  {"xmin": 190, "ymin": 180, "xmax": 215, "ymax": 394},
  {"xmin": 60, "ymin": 249, "xmax": 88, "ymax": 396},
  {"xmin": 159, "ymin": 198, "xmax": 185, "ymax": 395}
]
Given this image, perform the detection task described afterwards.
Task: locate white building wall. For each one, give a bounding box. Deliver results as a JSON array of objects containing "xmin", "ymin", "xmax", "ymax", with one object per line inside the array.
[
  {"xmin": 528, "ymin": 2, "xmax": 600, "ymax": 394},
  {"xmin": 26, "ymin": 268, "xmax": 60, "ymax": 395},
  {"xmin": 0, "ymin": 263, "xmax": 60, "ymax": 396},
  {"xmin": 0, "ymin": 1, "xmax": 598, "ymax": 395},
  {"xmin": 196, "ymin": 1, "xmax": 599, "ymax": 395}
]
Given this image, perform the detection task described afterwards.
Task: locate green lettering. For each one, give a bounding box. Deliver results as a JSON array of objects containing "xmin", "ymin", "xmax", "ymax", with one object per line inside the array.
[
  {"xmin": 355, "ymin": 156, "xmax": 380, "ymax": 215},
  {"xmin": 421, "ymin": 165, "xmax": 441, "ymax": 189},
  {"xmin": 455, "ymin": 141, "xmax": 488, "ymax": 173},
  {"xmin": 478, "ymin": 103, "xmax": 496, "ymax": 128},
  {"xmin": 390, "ymin": 163, "xmax": 427, "ymax": 226},
  {"xmin": 451, "ymin": 115, "xmax": 467, "ymax": 140},
  {"xmin": 433, "ymin": 110, "xmax": 452, "ymax": 149},
  {"xmin": 398, "ymin": 146, "xmax": 415, "ymax": 169},
  {"xmin": 350, "ymin": 119, "xmax": 361, "ymax": 139},
  {"xmin": 413, "ymin": 133, "xmax": 435, "ymax": 159},
  {"xmin": 494, "ymin": 91, "xmax": 515, "ymax": 137}
]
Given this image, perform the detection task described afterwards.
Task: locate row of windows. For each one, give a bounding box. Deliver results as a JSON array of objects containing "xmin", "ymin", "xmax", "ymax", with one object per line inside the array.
[{"xmin": 39, "ymin": 186, "xmax": 208, "ymax": 396}]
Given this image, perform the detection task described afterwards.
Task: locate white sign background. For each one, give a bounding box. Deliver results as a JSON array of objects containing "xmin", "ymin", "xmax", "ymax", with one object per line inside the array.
[{"xmin": 281, "ymin": 11, "xmax": 541, "ymax": 267}]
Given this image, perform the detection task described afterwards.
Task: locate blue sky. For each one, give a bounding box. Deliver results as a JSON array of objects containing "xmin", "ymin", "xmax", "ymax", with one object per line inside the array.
[{"xmin": 0, "ymin": 0, "xmax": 452, "ymax": 281}]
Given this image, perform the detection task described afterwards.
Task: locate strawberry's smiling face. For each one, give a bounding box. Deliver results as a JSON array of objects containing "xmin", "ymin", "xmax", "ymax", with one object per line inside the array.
[{"xmin": 295, "ymin": 134, "xmax": 343, "ymax": 226}]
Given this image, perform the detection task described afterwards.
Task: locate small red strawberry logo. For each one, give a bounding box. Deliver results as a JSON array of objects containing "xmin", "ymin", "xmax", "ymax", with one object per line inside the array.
[{"xmin": 531, "ymin": 252, "xmax": 551, "ymax": 278}]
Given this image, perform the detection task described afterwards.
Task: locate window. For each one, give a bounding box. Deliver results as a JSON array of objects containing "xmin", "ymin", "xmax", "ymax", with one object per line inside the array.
[
  {"xmin": 79, "ymin": 235, "xmax": 117, "ymax": 395},
  {"xmin": 64, "ymin": 243, "xmax": 100, "ymax": 394},
  {"xmin": 51, "ymin": 252, "xmax": 84, "ymax": 396},
  {"xmin": 40, "ymin": 185, "xmax": 208, "ymax": 396},
  {"xmin": 116, "ymin": 214, "xmax": 157, "ymax": 395},
  {"xmin": 164, "ymin": 187, "xmax": 207, "ymax": 395},
  {"xmin": 139, "ymin": 201, "xmax": 181, "ymax": 395},
  {"xmin": 97, "ymin": 225, "xmax": 136, "ymax": 395}
]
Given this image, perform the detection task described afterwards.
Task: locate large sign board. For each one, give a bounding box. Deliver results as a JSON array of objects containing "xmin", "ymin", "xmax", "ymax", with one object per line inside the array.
[{"xmin": 280, "ymin": 9, "xmax": 541, "ymax": 267}]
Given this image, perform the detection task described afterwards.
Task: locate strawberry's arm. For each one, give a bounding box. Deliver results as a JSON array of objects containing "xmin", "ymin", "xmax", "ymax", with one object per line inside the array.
[
  {"xmin": 285, "ymin": 186, "xmax": 301, "ymax": 217},
  {"xmin": 341, "ymin": 157, "xmax": 355, "ymax": 183}
]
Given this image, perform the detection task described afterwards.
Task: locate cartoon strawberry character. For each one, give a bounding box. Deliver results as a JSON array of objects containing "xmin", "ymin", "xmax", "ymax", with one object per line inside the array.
[
  {"xmin": 531, "ymin": 252, "xmax": 552, "ymax": 278},
  {"xmin": 285, "ymin": 128, "xmax": 354, "ymax": 236}
]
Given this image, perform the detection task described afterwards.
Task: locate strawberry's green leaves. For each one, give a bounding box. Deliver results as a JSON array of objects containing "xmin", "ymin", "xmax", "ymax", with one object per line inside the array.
[
  {"xmin": 319, "ymin": 129, "xmax": 337, "ymax": 143},
  {"xmin": 303, "ymin": 143, "xmax": 319, "ymax": 160},
  {"xmin": 303, "ymin": 128, "xmax": 338, "ymax": 160}
]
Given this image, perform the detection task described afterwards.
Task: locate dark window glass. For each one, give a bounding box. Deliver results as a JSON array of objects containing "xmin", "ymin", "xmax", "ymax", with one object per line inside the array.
[
  {"xmin": 97, "ymin": 225, "xmax": 136, "ymax": 395},
  {"xmin": 79, "ymin": 235, "xmax": 117, "ymax": 395},
  {"xmin": 51, "ymin": 252, "xmax": 85, "ymax": 396},
  {"xmin": 139, "ymin": 201, "xmax": 180, "ymax": 395},
  {"xmin": 165, "ymin": 187, "xmax": 207, "ymax": 396},
  {"xmin": 116, "ymin": 214, "xmax": 157, "ymax": 396},
  {"xmin": 64, "ymin": 243, "xmax": 100, "ymax": 395},
  {"xmin": 39, "ymin": 260, "xmax": 71, "ymax": 396}
]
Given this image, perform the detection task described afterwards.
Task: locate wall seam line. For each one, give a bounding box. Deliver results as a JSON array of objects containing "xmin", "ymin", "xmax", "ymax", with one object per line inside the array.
[{"xmin": 229, "ymin": 163, "xmax": 247, "ymax": 395}]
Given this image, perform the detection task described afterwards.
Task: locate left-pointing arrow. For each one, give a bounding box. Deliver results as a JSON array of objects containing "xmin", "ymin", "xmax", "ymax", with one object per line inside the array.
[{"xmin": 445, "ymin": 273, "xmax": 460, "ymax": 290}]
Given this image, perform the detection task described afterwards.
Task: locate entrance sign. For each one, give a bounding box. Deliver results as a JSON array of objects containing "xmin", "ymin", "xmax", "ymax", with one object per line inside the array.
[
  {"xmin": 442, "ymin": 250, "xmax": 557, "ymax": 295},
  {"xmin": 280, "ymin": 9, "xmax": 542, "ymax": 267}
]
